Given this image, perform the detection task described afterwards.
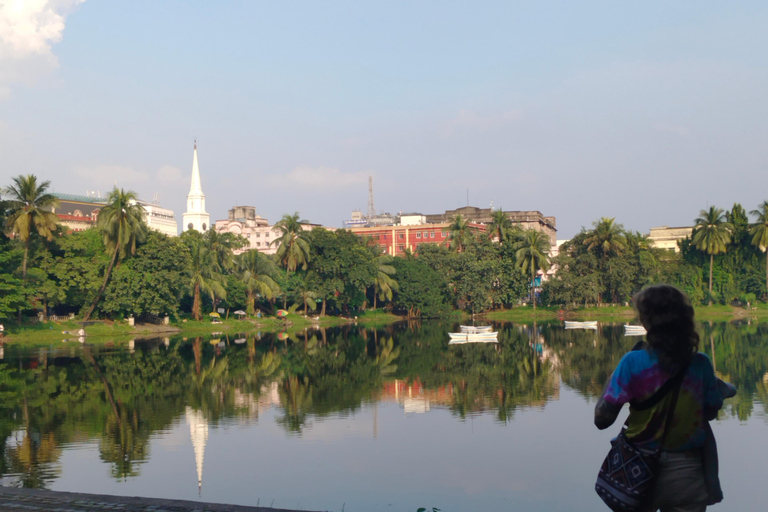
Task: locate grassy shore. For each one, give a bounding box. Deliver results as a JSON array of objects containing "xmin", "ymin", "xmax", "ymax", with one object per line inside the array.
[
  {"xmin": 482, "ymin": 303, "xmax": 768, "ymax": 322},
  {"xmin": 1, "ymin": 310, "xmax": 404, "ymax": 344}
]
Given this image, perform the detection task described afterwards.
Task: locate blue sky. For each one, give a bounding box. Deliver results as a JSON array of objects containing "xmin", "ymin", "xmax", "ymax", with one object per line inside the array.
[{"xmin": 2, "ymin": 1, "xmax": 767, "ymax": 237}]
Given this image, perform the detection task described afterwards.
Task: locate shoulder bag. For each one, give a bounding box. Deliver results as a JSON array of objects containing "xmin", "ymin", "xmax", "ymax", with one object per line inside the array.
[{"xmin": 595, "ymin": 363, "xmax": 688, "ymax": 512}]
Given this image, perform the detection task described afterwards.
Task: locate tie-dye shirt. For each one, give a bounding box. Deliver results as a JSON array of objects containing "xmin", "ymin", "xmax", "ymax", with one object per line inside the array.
[{"xmin": 599, "ymin": 349, "xmax": 722, "ymax": 452}]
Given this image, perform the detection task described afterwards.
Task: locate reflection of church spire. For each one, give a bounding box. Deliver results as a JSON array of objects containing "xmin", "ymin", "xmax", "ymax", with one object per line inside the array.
[{"xmin": 186, "ymin": 406, "xmax": 208, "ymax": 496}]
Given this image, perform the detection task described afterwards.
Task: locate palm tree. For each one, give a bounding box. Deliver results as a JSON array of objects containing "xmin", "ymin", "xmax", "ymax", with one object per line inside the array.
[
  {"xmin": 692, "ymin": 206, "xmax": 733, "ymax": 305},
  {"xmin": 448, "ymin": 214, "xmax": 473, "ymax": 252},
  {"xmin": 3, "ymin": 175, "xmax": 59, "ymax": 280},
  {"xmin": 513, "ymin": 229, "xmax": 551, "ymax": 313},
  {"xmin": 749, "ymin": 201, "xmax": 768, "ymax": 297},
  {"xmin": 373, "ymin": 253, "xmax": 398, "ymax": 309},
  {"xmin": 489, "ymin": 208, "xmax": 513, "ymax": 243},
  {"xmin": 272, "ymin": 212, "xmax": 311, "ymax": 271},
  {"xmin": 204, "ymin": 228, "xmax": 241, "ymax": 272},
  {"xmin": 83, "ymin": 188, "xmax": 146, "ymax": 321},
  {"xmin": 583, "ymin": 217, "xmax": 627, "ymax": 259},
  {"xmin": 186, "ymin": 237, "xmax": 227, "ymax": 320},
  {"xmin": 237, "ymin": 250, "xmax": 279, "ymax": 315}
]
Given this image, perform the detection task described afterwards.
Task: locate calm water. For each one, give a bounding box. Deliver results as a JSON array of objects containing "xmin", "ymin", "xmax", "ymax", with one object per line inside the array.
[{"xmin": 1, "ymin": 321, "xmax": 766, "ymax": 511}]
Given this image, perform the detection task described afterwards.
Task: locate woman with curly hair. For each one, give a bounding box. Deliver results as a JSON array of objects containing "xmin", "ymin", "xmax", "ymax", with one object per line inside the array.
[{"xmin": 594, "ymin": 284, "xmax": 734, "ymax": 511}]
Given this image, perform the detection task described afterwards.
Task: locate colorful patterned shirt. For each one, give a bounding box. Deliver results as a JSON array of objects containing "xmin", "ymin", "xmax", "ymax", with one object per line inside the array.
[{"xmin": 598, "ymin": 348, "xmax": 723, "ymax": 452}]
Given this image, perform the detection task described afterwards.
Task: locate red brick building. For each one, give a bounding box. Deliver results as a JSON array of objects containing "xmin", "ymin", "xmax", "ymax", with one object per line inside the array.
[{"xmin": 350, "ymin": 222, "xmax": 486, "ymax": 256}]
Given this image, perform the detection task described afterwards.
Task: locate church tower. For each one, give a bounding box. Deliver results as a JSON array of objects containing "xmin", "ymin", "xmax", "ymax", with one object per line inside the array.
[{"xmin": 182, "ymin": 141, "xmax": 210, "ymax": 232}]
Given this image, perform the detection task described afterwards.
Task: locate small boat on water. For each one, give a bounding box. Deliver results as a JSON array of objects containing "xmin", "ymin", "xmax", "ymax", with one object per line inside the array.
[
  {"xmin": 449, "ymin": 329, "xmax": 498, "ymax": 344},
  {"xmin": 624, "ymin": 324, "xmax": 647, "ymax": 336},
  {"xmin": 564, "ymin": 321, "xmax": 598, "ymax": 330}
]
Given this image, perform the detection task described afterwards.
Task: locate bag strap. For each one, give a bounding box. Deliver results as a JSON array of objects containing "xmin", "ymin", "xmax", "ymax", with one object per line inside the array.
[{"xmin": 628, "ymin": 341, "xmax": 687, "ymax": 411}]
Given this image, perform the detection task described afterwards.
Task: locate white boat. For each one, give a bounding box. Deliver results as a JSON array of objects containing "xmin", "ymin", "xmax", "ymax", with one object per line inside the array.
[
  {"xmin": 449, "ymin": 338, "xmax": 499, "ymax": 345},
  {"xmin": 460, "ymin": 325, "xmax": 493, "ymax": 333},
  {"xmin": 564, "ymin": 321, "xmax": 598, "ymax": 330},
  {"xmin": 624, "ymin": 325, "xmax": 647, "ymax": 336},
  {"xmin": 448, "ymin": 331, "xmax": 498, "ymax": 343}
]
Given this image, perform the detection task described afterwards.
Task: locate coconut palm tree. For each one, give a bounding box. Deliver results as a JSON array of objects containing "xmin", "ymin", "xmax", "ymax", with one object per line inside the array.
[
  {"xmin": 373, "ymin": 253, "xmax": 398, "ymax": 309},
  {"xmin": 583, "ymin": 217, "xmax": 627, "ymax": 259},
  {"xmin": 513, "ymin": 229, "xmax": 551, "ymax": 313},
  {"xmin": 3, "ymin": 175, "xmax": 59, "ymax": 280},
  {"xmin": 237, "ymin": 249, "xmax": 279, "ymax": 315},
  {"xmin": 448, "ymin": 214, "xmax": 473, "ymax": 252},
  {"xmin": 186, "ymin": 237, "xmax": 227, "ymax": 320},
  {"xmin": 272, "ymin": 212, "xmax": 311, "ymax": 271},
  {"xmin": 83, "ymin": 188, "xmax": 146, "ymax": 321},
  {"xmin": 692, "ymin": 206, "xmax": 733, "ymax": 305},
  {"xmin": 749, "ymin": 200, "xmax": 768, "ymax": 297},
  {"xmin": 489, "ymin": 208, "xmax": 513, "ymax": 243}
]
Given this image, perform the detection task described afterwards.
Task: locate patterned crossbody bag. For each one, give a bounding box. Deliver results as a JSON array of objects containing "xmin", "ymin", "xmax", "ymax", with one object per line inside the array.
[{"xmin": 595, "ymin": 363, "xmax": 688, "ymax": 512}]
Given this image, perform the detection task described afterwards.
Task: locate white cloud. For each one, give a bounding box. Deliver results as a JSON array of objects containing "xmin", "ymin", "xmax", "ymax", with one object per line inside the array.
[
  {"xmin": 73, "ymin": 164, "xmax": 150, "ymax": 191},
  {"xmin": 267, "ymin": 165, "xmax": 370, "ymax": 190},
  {"xmin": 0, "ymin": 0, "xmax": 84, "ymax": 94},
  {"xmin": 156, "ymin": 164, "xmax": 185, "ymax": 186}
]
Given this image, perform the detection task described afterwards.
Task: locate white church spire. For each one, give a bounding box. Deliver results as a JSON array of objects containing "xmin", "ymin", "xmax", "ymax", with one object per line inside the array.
[{"xmin": 182, "ymin": 140, "xmax": 210, "ymax": 232}]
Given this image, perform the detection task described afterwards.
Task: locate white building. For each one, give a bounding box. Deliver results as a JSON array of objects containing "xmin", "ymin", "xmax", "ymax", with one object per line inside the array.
[
  {"xmin": 215, "ymin": 206, "xmax": 329, "ymax": 255},
  {"xmin": 182, "ymin": 142, "xmax": 210, "ymax": 233},
  {"xmin": 137, "ymin": 200, "xmax": 178, "ymax": 237}
]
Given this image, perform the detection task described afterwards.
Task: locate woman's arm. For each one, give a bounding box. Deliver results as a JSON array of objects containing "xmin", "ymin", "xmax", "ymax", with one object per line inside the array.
[{"xmin": 594, "ymin": 397, "xmax": 622, "ymax": 430}]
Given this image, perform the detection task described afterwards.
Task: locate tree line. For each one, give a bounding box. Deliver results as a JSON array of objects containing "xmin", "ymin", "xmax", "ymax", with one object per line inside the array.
[
  {"xmin": 543, "ymin": 203, "xmax": 768, "ymax": 307},
  {"xmin": 0, "ymin": 175, "xmax": 553, "ymax": 321}
]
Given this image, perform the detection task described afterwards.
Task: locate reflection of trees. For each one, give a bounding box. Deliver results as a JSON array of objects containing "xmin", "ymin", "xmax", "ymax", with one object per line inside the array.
[
  {"xmin": 547, "ymin": 320, "xmax": 768, "ymax": 421},
  {"xmin": 392, "ymin": 321, "xmax": 557, "ymax": 421}
]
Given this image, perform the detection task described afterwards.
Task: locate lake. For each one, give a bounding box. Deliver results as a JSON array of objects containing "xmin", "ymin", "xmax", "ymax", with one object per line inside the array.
[{"xmin": 1, "ymin": 320, "xmax": 766, "ymax": 511}]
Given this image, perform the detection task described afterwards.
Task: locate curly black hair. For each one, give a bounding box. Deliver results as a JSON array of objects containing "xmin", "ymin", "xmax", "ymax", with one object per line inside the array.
[{"xmin": 634, "ymin": 284, "xmax": 699, "ymax": 368}]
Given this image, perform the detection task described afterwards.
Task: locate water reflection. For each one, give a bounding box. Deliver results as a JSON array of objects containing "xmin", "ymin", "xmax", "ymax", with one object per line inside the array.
[{"xmin": 0, "ymin": 320, "xmax": 766, "ymax": 496}]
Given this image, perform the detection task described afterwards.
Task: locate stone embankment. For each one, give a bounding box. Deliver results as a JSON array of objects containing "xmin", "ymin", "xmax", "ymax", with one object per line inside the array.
[{"xmin": 0, "ymin": 487, "xmax": 322, "ymax": 512}]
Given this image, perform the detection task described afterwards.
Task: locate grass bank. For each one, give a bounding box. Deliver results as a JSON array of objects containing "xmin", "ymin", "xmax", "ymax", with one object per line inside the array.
[
  {"xmin": 1, "ymin": 311, "xmax": 404, "ymax": 344},
  {"xmin": 483, "ymin": 303, "xmax": 768, "ymax": 323}
]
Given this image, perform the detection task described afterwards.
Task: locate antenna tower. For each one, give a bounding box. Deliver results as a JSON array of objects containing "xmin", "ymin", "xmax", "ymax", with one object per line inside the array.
[{"xmin": 367, "ymin": 176, "xmax": 376, "ymax": 219}]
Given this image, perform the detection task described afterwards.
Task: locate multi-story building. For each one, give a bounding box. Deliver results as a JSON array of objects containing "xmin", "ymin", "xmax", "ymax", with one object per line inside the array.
[
  {"xmin": 647, "ymin": 226, "xmax": 692, "ymax": 252},
  {"xmin": 214, "ymin": 206, "xmax": 327, "ymax": 255},
  {"xmin": 350, "ymin": 222, "xmax": 487, "ymax": 256},
  {"xmin": 52, "ymin": 193, "xmax": 178, "ymax": 236},
  {"xmin": 425, "ymin": 206, "xmax": 557, "ymax": 244}
]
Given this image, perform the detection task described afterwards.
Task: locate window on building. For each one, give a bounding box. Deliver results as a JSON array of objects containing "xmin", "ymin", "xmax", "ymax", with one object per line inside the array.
[
  {"xmin": 441, "ymin": 231, "xmax": 447, "ymax": 237},
  {"xmin": 256, "ymin": 242, "xmax": 261, "ymax": 247},
  {"xmin": 256, "ymin": 233, "xmax": 261, "ymax": 237},
  {"xmin": 398, "ymin": 233, "xmax": 404, "ymax": 239},
  {"xmin": 430, "ymin": 232, "xmax": 435, "ymax": 238},
  {"xmin": 398, "ymin": 245, "xmax": 405, "ymax": 252},
  {"xmin": 416, "ymin": 232, "xmax": 421, "ymax": 238}
]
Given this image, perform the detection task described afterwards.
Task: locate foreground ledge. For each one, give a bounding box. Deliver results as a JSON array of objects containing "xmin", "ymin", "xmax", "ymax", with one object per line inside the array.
[{"xmin": 0, "ymin": 486, "xmax": 323, "ymax": 512}]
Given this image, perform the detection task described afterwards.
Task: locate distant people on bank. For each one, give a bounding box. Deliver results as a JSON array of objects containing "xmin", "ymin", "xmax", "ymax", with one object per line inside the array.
[{"xmin": 594, "ymin": 284, "xmax": 735, "ymax": 512}]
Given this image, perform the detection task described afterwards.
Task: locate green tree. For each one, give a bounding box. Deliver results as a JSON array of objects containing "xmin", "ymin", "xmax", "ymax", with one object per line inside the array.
[
  {"xmin": 237, "ymin": 249, "xmax": 279, "ymax": 315},
  {"xmin": 3, "ymin": 175, "xmax": 59, "ymax": 281},
  {"xmin": 583, "ymin": 217, "xmax": 627, "ymax": 260},
  {"xmin": 489, "ymin": 209, "xmax": 514, "ymax": 243},
  {"xmin": 692, "ymin": 206, "xmax": 733, "ymax": 305},
  {"xmin": 83, "ymin": 188, "xmax": 146, "ymax": 321},
  {"xmin": 513, "ymin": 229, "xmax": 551, "ymax": 313},
  {"xmin": 273, "ymin": 212, "xmax": 311, "ymax": 271},
  {"xmin": 749, "ymin": 201, "xmax": 768, "ymax": 298},
  {"xmin": 372, "ymin": 253, "xmax": 398, "ymax": 309},
  {"xmin": 101, "ymin": 231, "xmax": 190, "ymax": 317},
  {"xmin": 184, "ymin": 234, "xmax": 226, "ymax": 320},
  {"xmin": 448, "ymin": 214, "xmax": 473, "ymax": 253}
]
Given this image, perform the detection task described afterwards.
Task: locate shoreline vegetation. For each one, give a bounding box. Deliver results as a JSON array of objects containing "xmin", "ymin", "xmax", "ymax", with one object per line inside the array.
[
  {"xmin": 4, "ymin": 304, "xmax": 766, "ymax": 344},
  {"xmin": 3, "ymin": 177, "xmax": 768, "ymax": 337}
]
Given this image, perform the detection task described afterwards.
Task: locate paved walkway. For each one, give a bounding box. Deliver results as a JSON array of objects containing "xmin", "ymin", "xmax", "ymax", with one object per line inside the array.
[{"xmin": 0, "ymin": 486, "xmax": 322, "ymax": 512}]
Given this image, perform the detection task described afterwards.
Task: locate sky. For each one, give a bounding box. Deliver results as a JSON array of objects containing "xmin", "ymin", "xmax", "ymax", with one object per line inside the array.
[{"xmin": 1, "ymin": 1, "xmax": 767, "ymax": 238}]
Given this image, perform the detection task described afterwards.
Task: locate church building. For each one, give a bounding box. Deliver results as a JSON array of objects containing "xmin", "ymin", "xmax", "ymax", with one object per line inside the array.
[{"xmin": 183, "ymin": 142, "xmax": 210, "ymax": 232}]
